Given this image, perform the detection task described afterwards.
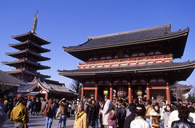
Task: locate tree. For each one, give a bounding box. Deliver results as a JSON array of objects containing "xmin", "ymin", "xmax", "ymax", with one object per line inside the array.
[{"xmin": 69, "ymin": 80, "xmax": 80, "ymax": 93}]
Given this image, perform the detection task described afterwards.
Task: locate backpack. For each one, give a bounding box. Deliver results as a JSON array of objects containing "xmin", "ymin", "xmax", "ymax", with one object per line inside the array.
[{"xmin": 44, "ymin": 105, "xmax": 52, "ymax": 117}]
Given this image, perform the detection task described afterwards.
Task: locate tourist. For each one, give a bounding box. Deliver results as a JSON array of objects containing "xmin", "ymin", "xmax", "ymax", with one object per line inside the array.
[
  {"xmin": 71, "ymin": 100, "xmax": 76, "ymax": 116},
  {"xmin": 44, "ymin": 99, "xmax": 54, "ymax": 128},
  {"xmin": 73, "ymin": 103, "xmax": 87, "ymax": 128},
  {"xmin": 124, "ymin": 103, "xmax": 136, "ymax": 128},
  {"xmin": 145, "ymin": 100, "xmax": 153, "ymax": 124},
  {"xmin": 108, "ymin": 106, "xmax": 117, "ymax": 128},
  {"xmin": 35, "ymin": 98, "xmax": 41, "ymax": 116},
  {"xmin": 26, "ymin": 99, "xmax": 31, "ymax": 111},
  {"xmin": 58, "ymin": 98, "xmax": 68, "ymax": 128},
  {"xmin": 171, "ymin": 105, "xmax": 195, "ymax": 128},
  {"xmin": 162, "ymin": 104, "xmax": 172, "ymax": 128},
  {"xmin": 168, "ymin": 104, "xmax": 180, "ymax": 128},
  {"xmin": 149, "ymin": 103, "xmax": 161, "ymax": 128},
  {"xmin": 30, "ymin": 98, "xmax": 36, "ymax": 115},
  {"xmin": 94, "ymin": 99, "xmax": 100, "ymax": 128},
  {"xmin": 130, "ymin": 104, "xmax": 150, "ymax": 128},
  {"xmin": 87, "ymin": 99, "xmax": 97, "ymax": 128},
  {"xmin": 0, "ymin": 94, "xmax": 8, "ymax": 128},
  {"xmin": 10, "ymin": 97, "xmax": 29, "ymax": 128},
  {"xmin": 102, "ymin": 97, "xmax": 112, "ymax": 127},
  {"xmin": 99, "ymin": 100, "xmax": 104, "ymax": 128},
  {"xmin": 116, "ymin": 100, "xmax": 126, "ymax": 128},
  {"xmin": 41, "ymin": 99, "xmax": 46, "ymax": 115},
  {"xmin": 189, "ymin": 106, "xmax": 195, "ymax": 123}
]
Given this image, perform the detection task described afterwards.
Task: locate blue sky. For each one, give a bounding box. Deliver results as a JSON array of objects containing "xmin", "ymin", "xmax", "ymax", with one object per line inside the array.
[{"xmin": 0, "ymin": 1, "xmax": 195, "ymax": 88}]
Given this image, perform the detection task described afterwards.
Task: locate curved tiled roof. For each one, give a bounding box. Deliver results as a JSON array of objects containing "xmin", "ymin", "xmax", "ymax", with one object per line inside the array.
[{"xmin": 64, "ymin": 24, "xmax": 189, "ymax": 52}]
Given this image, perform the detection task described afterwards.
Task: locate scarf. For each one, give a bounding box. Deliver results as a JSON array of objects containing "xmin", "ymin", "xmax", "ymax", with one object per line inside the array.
[{"xmin": 75, "ymin": 111, "xmax": 85, "ymax": 121}]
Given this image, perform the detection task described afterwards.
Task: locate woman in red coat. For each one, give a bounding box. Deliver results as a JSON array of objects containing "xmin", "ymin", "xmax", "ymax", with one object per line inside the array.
[{"xmin": 108, "ymin": 107, "xmax": 117, "ymax": 128}]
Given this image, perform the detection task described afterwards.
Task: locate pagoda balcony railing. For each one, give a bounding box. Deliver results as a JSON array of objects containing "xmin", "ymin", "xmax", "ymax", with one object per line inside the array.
[{"xmin": 78, "ymin": 54, "xmax": 173, "ymax": 69}]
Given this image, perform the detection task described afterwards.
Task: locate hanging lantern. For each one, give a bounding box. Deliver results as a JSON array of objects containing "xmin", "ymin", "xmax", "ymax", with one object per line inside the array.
[
  {"xmin": 103, "ymin": 89, "xmax": 108, "ymax": 96},
  {"xmin": 117, "ymin": 87, "xmax": 127, "ymax": 98},
  {"xmin": 137, "ymin": 89, "xmax": 143, "ymax": 98}
]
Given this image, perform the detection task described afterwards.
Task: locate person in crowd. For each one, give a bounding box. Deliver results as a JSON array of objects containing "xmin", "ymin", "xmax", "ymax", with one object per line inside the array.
[
  {"xmin": 41, "ymin": 99, "xmax": 47, "ymax": 115},
  {"xmin": 162, "ymin": 104, "xmax": 172, "ymax": 128},
  {"xmin": 145, "ymin": 100, "xmax": 153, "ymax": 124},
  {"xmin": 35, "ymin": 98, "xmax": 41, "ymax": 116},
  {"xmin": 189, "ymin": 106, "xmax": 195, "ymax": 123},
  {"xmin": 99, "ymin": 100, "xmax": 104, "ymax": 128},
  {"xmin": 168, "ymin": 104, "xmax": 180, "ymax": 128},
  {"xmin": 44, "ymin": 99, "xmax": 54, "ymax": 128},
  {"xmin": 4, "ymin": 99, "xmax": 8, "ymax": 113},
  {"xmin": 58, "ymin": 98, "xmax": 68, "ymax": 128},
  {"xmin": 124, "ymin": 103, "xmax": 136, "ymax": 128},
  {"xmin": 130, "ymin": 104, "xmax": 150, "ymax": 128},
  {"xmin": 30, "ymin": 98, "xmax": 36, "ymax": 115},
  {"xmin": 52, "ymin": 99, "xmax": 57, "ymax": 118},
  {"xmin": 71, "ymin": 101, "xmax": 76, "ymax": 116},
  {"xmin": 102, "ymin": 96, "xmax": 112, "ymax": 127},
  {"xmin": 171, "ymin": 105, "xmax": 195, "ymax": 128},
  {"xmin": 10, "ymin": 97, "xmax": 29, "ymax": 128},
  {"xmin": 116, "ymin": 100, "xmax": 126, "ymax": 128},
  {"xmin": 108, "ymin": 106, "xmax": 117, "ymax": 128},
  {"xmin": 73, "ymin": 103, "xmax": 87, "ymax": 128},
  {"xmin": 94, "ymin": 99, "xmax": 100, "ymax": 128},
  {"xmin": 88, "ymin": 99, "xmax": 97, "ymax": 128},
  {"xmin": 0, "ymin": 93, "xmax": 8, "ymax": 128},
  {"xmin": 26, "ymin": 99, "xmax": 31, "ymax": 111},
  {"xmin": 149, "ymin": 103, "xmax": 161, "ymax": 128}
]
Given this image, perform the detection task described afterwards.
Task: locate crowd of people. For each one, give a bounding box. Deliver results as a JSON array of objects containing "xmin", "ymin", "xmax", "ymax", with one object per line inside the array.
[{"xmin": 0, "ymin": 93, "xmax": 195, "ymax": 128}]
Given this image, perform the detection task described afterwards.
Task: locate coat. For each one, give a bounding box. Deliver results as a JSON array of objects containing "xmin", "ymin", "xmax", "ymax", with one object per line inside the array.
[
  {"xmin": 102, "ymin": 100, "xmax": 111, "ymax": 126},
  {"xmin": 73, "ymin": 111, "xmax": 87, "ymax": 128},
  {"xmin": 10, "ymin": 103, "xmax": 29, "ymax": 125},
  {"xmin": 162, "ymin": 111, "xmax": 171, "ymax": 128},
  {"xmin": 108, "ymin": 111, "xmax": 117, "ymax": 126},
  {"xmin": 171, "ymin": 119, "xmax": 195, "ymax": 128},
  {"xmin": 123, "ymin": 112, "xmax": 136, "ymax": 128}
]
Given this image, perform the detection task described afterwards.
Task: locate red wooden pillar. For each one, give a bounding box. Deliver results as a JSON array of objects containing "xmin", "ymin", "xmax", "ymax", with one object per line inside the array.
[
  {"xmin": 95, "ymin": 85, "xmax": 98, "ymax": 100},
  {"xmin": 166, "ymin": 83, "xmax": 171, "ymax": 103},
  {"xmin": 81, "ymin": 86, "xmax": 84, "ymax": 101},
  {"xmin": 147, "ymin": 83, "xmax": 150, "ymax": 101},
  {"xmin": 110, "ymin": 83, "xmax": 113, "ymax": 101},
  {"xmin": 128, "ymin": 84, "xmax": 132, "ymax": 104}
]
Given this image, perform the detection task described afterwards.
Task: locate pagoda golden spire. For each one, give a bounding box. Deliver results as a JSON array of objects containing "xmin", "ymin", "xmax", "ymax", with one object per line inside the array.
[{"xmin": 31, "ymin": 10, "xmax": 38, "ymax": 33}]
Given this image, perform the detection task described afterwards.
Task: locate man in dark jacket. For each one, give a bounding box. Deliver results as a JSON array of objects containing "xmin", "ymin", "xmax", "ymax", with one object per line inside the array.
[
  {"xmin": 88, "ymin": 99, "xmax": 97, "ymax": 128},
  {"xmin": 116, "ymin": 100, "xmax": 126, "ymax": 128},
  {"xmin": 171, "ymin": 105, "xmax": 195, "ymax": 128},
  {"xmin": 123, "ymin": 103, "xmax": 136, "ymax": 128}
]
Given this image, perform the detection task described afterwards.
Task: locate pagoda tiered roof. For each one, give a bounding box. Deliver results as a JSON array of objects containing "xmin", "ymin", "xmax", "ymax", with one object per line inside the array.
[
  {"xmin": 63, "ymin": 24, "xmax": 189, "ymax": 61},
  {"xmin": 6, "ymin": 49, "xmax": 50, "ymax": 61},
  {"xmin": 9, "ymin": 40, "xmax": 50, "ymax": 53},
  {"xmin": 59, "ymin": 61, "xmax": 195, "ymax": 81},
  {"xmin": 12, "ymin": 32, "xmax": 50, "ymax": 45},
  {"xmin": 7, "ymin": 69, "xmax": 50, "ymax": 78},
  {"xmin": 2, "ymin": 59, "xmax": 50, "ymax": 70}
]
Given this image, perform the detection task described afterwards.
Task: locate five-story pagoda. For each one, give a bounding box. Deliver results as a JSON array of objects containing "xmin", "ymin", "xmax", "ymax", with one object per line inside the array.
[
  {"xmin": 59, "ymin": 24, "xmax": 195, "ymax": 103},
  {"xmin": 2, "ymin": 12, "xmax": 50, "ymax": 82}
]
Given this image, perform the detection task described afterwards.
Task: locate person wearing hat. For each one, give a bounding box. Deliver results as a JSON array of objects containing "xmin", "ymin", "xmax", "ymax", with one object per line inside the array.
[
  {"xmin": 73, "ymin": 103, "xmax": 87, "ymax": 128},
  {"xmin": 10, "ymin": 97, "xmax": 29, "ymax": 128}
]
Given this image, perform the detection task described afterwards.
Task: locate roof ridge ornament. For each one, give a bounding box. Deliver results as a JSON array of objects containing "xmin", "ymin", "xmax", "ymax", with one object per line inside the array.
[{"xmin": 31, "ymin": 10, "xmax": 38, "ymax": 34}]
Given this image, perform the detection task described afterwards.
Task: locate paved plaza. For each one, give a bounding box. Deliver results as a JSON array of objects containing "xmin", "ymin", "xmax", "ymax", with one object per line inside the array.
[{"xmin": 3, "ymin": 115, "xmax": 74, "ymax": 128}]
